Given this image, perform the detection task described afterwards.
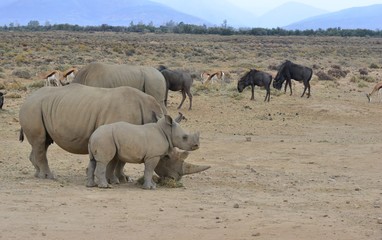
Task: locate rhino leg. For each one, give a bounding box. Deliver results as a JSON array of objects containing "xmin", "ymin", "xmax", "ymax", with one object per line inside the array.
[
  {"xmin": 115, "ymin": 161, "xmax": 133, "ymax": 183},
  {"xmin": 142, "ymin": 157, "xmax": 160, "ymax": 190},
  {"xmin": 30, "ymin": 142, "xmax": 54, "ymax": 179},
  {"xmin": 29, "ymin": 149, "xmax": 40, "ymax": 177},
  {"xmin": 86, "ymin": 159, "xmax": 97, "ymax": 187},
  {"xmin": 106, "ymin": 158, "xmax": 120, "ymax": 185},
  {"xmin": 95, "ymin": 161, "xmax": 111, "ymax": 188}
]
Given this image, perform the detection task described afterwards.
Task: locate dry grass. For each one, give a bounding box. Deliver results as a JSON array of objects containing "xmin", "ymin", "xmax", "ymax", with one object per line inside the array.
[{"xmin": 0, "ymin": 31, "xmax": 382, "ymax": 99}]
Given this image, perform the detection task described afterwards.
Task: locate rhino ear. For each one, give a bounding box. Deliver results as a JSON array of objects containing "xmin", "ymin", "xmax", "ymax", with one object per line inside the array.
[
  {"xmin": 165, "ymin": 115, "xmax": 173, "ymax": 126},
  {"xmin": 152, "ymin": 111, "xmax": 159, "ymax": 122}
]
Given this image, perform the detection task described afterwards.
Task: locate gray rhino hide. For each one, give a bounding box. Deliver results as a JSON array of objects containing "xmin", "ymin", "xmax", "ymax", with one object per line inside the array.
[
  {"xmin": 19, "ymin": 84, "xmax": 163, "ymax": 179},
  {"xmin": 72, "ymin": 63, "xmax": 167, "ymax": 113}
]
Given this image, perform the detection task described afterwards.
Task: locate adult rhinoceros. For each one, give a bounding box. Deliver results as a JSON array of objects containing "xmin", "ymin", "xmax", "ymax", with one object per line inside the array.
[
  {"xmin": 19, "ymin": 83, "xmax": 207, "ymax": 181},
  {"xmin": 72, "ymin": 62, "xmax": 167, "ymax": 113}
]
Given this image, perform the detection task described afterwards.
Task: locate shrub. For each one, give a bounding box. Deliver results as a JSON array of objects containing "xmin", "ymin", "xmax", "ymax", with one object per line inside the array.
[
  {"xmin": 5, "ymin": 80, "xmax": 27, "ymax": 91},
  {"xmin": 359, "ymin": 68, "xmax": 368, "ymax": 75},
  {"xmin": 360, "ymin": 75, "xmax": 375, "ymax": 83},
  {"xmin": 316, "ymin": 71, "xmax": 333, "ymax": 80},
  {"xmin": 5, "ymin": 92, "xmax": 22, "ymax": 98},
  {"xmin": 12, "ymin": 69, "xmax": 32, "ymax": 79},
  {"xmin": 28, "ymin": 80, "xmax": 45, "ymax": 88},
  {"xmin": 369, "ymin": 63, "xmax": 379, "ymax": 69},
  {"xmin": 15, "ymin": 54, "xmax": 30, "ymax": 65},
  {"xmin": 328, "ymin": 67, "xmax": 348, "ymax": 78},
  {"xmin": 357, "ymin": 82, "xmax": 368, "ymax": 88}
]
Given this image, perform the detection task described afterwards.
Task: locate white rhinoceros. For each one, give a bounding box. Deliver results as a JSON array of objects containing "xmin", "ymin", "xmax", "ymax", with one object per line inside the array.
[
  {"xmin": 86, "ymin": 115, "xmax": 201, "ymax": 189},
  {"xmin": 72, "ymin": 62, "xmax": 167, "ymax": 113},
  {"xmin": 19, "ymin": 84, "xmax": 207, "ymax": 181}
]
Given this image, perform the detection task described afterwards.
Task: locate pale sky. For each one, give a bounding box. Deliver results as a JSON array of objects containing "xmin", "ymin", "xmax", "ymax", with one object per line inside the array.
[
  {"xmin": 227, "ymin": 0, "xmax": 382, "ymax": 15},
  {"xmin": 1, "ymin": 0, "xmax": 382, "ymax": 15}
]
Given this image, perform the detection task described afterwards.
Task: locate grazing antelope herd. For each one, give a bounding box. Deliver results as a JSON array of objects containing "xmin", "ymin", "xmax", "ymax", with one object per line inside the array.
[{"xmin": 42, "ymin": 67, "xmax": 78, "ymax": 87}]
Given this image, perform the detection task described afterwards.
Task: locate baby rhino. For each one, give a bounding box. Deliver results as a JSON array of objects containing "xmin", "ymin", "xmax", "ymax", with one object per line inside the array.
[{"xmin": 86, "ymin": 114, "xmax": 200, "ymax": 189}]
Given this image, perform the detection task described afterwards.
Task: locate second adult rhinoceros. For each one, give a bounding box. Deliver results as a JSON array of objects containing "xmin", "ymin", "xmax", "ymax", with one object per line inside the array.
[
  {"xmin": 19, "ymin": 84, "xmax": 207, "ymax": 181},
  {"xmin": 72, "ymin": 62, "xmax": 167, "ymax": 113}
]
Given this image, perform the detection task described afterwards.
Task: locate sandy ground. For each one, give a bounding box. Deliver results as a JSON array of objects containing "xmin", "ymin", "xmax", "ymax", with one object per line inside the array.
[{"xmin": 1, "ymin": 75, "xmax": 382, "ymax": 240}]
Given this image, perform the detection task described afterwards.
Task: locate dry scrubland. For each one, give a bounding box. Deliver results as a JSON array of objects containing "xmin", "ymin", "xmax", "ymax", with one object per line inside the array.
[{"xmin": 1, "ymin": 32, "xmax": 382, "ymax": 239}]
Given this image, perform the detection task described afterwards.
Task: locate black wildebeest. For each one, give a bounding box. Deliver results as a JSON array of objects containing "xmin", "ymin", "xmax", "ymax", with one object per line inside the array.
[
  {"xmin": 237, "ymin": 69, "xmax": 272, "ymax": 102},
  {"xmin": 273, "ymin": 60, "xmax": 313, "ymax": 98},
  {"xmin": 158, "ymin": 65, "xmax": 194, "ymax": 110}
]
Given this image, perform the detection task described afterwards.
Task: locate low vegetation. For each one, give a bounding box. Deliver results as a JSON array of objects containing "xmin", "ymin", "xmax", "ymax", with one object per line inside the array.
[
  {"xmin": 2, "ymin": 21, "xmax": 382, "ymax": 37},
  {"xmin": 0, "ymin": 31, "xmax": 381, "ymax": 97}
]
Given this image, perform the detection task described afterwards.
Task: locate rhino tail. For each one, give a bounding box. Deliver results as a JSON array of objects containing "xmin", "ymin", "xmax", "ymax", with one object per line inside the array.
[
  {"xmin": 182, "ymin": 162, "xmax": 210, "ymax": 176},
  {"xmin": 19, "ymin": 128, "xmax": 24, "ymax": 142}
]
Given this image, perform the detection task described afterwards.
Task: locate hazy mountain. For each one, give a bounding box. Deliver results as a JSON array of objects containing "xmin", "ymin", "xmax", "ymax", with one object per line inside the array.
[
  {"xmin": 256, "ymin": 2, "xmax": 328, "ymax": 28},
  {"xmin": 285, "ymin": 4, "xmax": 382, "ymax": 30},
  {"xmin": 0, "ymin": 0, "xmax": 210, "ymax": 26},
  {"xmin": 152, "ymin": 0, "xmax": 258, "ymax": 28},
  {"xmin": 0, "ymin": 0, "xmax": 380, "ymax": 30}
]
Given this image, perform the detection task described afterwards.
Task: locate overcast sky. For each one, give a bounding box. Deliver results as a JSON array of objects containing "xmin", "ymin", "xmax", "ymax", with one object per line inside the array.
[
  {"xmin": 1, "ymin": 0, "xmax": 382, "ymax": 15},
  {"xmin": 227, "ymin": 0, "xmax": 382, "ymax": 14}
]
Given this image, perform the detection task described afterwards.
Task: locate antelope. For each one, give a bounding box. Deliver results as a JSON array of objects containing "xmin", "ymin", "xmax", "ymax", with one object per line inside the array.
[
  {"xmin": 43, "ymin": 70, "xmax": 63, "ymax": 87},
  {"xmin": 201, "ymin": 71, "xmax": 225, "ymax": 85},
  {"xmin": 61, "ymin": 67, "xmax": 78, "ymax": 85},
  {"xmin": 366, "ymin": 81, "xmax": 382, "ymax": 102}
]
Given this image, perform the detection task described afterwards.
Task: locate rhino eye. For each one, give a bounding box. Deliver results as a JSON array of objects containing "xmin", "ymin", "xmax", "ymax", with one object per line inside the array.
[{"xmin": 182, "ymin": 135, "xmax": 188, "ymax": 141}]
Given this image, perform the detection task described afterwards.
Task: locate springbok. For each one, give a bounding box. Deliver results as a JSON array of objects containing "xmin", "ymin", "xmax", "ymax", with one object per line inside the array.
[
  {"xmin": 61, "ymin": 67, "xmax": 78, "ymax": 85},
  {"xmin": 43, "ymin": 70, "xmax": 63, "ymax": 87},
  {"xmin": 201, "ymin": 71, "xmax": 225, "ymax": 85},
  {"xmin": 366, "ymin": 81, "xmax": 382, "ymax": 102}
]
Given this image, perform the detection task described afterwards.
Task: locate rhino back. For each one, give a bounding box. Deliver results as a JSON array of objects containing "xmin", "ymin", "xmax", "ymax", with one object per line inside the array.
[
  {"xmin": 20, "ymin": 84, "xmax": 162, "ymax": 154},
  {"xmin": 93, "ymin": 121, "xmax": 169, "ymax": 164},
  {"xmin": 73, "ymin": 63, "xmax": 167, "ymax": 113}
]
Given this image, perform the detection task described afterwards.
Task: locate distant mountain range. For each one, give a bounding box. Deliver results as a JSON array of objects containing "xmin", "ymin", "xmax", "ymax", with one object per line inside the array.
[
  {"xmin": 285, "ymin": 4, "xmax": 382, "ymax": 30},
  {"xmin": 0, "ymin": 0, "xmax": 380, "ymax": 30},
  {"xmin": 0, "ymin": 0, "xmax": 209, "ymax": 26},
  {"xmin": 255, "ymin": 2, "xmax": 327, "ymax": 29}
]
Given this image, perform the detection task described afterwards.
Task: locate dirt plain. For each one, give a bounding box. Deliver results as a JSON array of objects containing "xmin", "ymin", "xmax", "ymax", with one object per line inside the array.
[{"xmin": 0, "ymin": 32, "xmax": 382, "ymax": 240}]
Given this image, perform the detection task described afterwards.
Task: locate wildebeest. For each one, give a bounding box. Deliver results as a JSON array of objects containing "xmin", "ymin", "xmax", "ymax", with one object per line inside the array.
[
  {"xmin": 272, "ymin": 60, "xmax": 313, "ymax": 98},
  {"xmin": 158, "ymin": 65, "xmax": 194, "ymax": 110},
  {"xmin": 237, "ymin": 69, "xmax": 272, "ymax": 102},
  {"xmin": 72, "ymin": 62, "xmax": 167, "ymax": 113},
  {"xmin": 18, "ymin": 84, "xmax": 208, "ymax": 181},
  {"xmin": 0, "ymin": 92, "xmax": 4, "ymax": 109},
  {"xmin": 86, "ymin": 115, "xmax": 200, "ymax": 189}
]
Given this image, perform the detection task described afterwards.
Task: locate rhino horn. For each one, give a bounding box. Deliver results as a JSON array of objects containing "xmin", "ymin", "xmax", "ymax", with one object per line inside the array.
[
  {"xmin": 182, "ymin": 162, "xmax": 210, "ymax": 175},
  {"xmin": 174, "ymin": 112, "xmax": 187, "ymax": 123}
]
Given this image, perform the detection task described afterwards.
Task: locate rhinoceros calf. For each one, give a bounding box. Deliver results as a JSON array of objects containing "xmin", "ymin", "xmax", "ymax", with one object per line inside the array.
[
  {"xmin": 86, "ymin": 115, "xmax": 200, "ymax": 189},
  {"xmin": 72, "ymin": 62, "xmax": 167, "ymax": 113}
]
